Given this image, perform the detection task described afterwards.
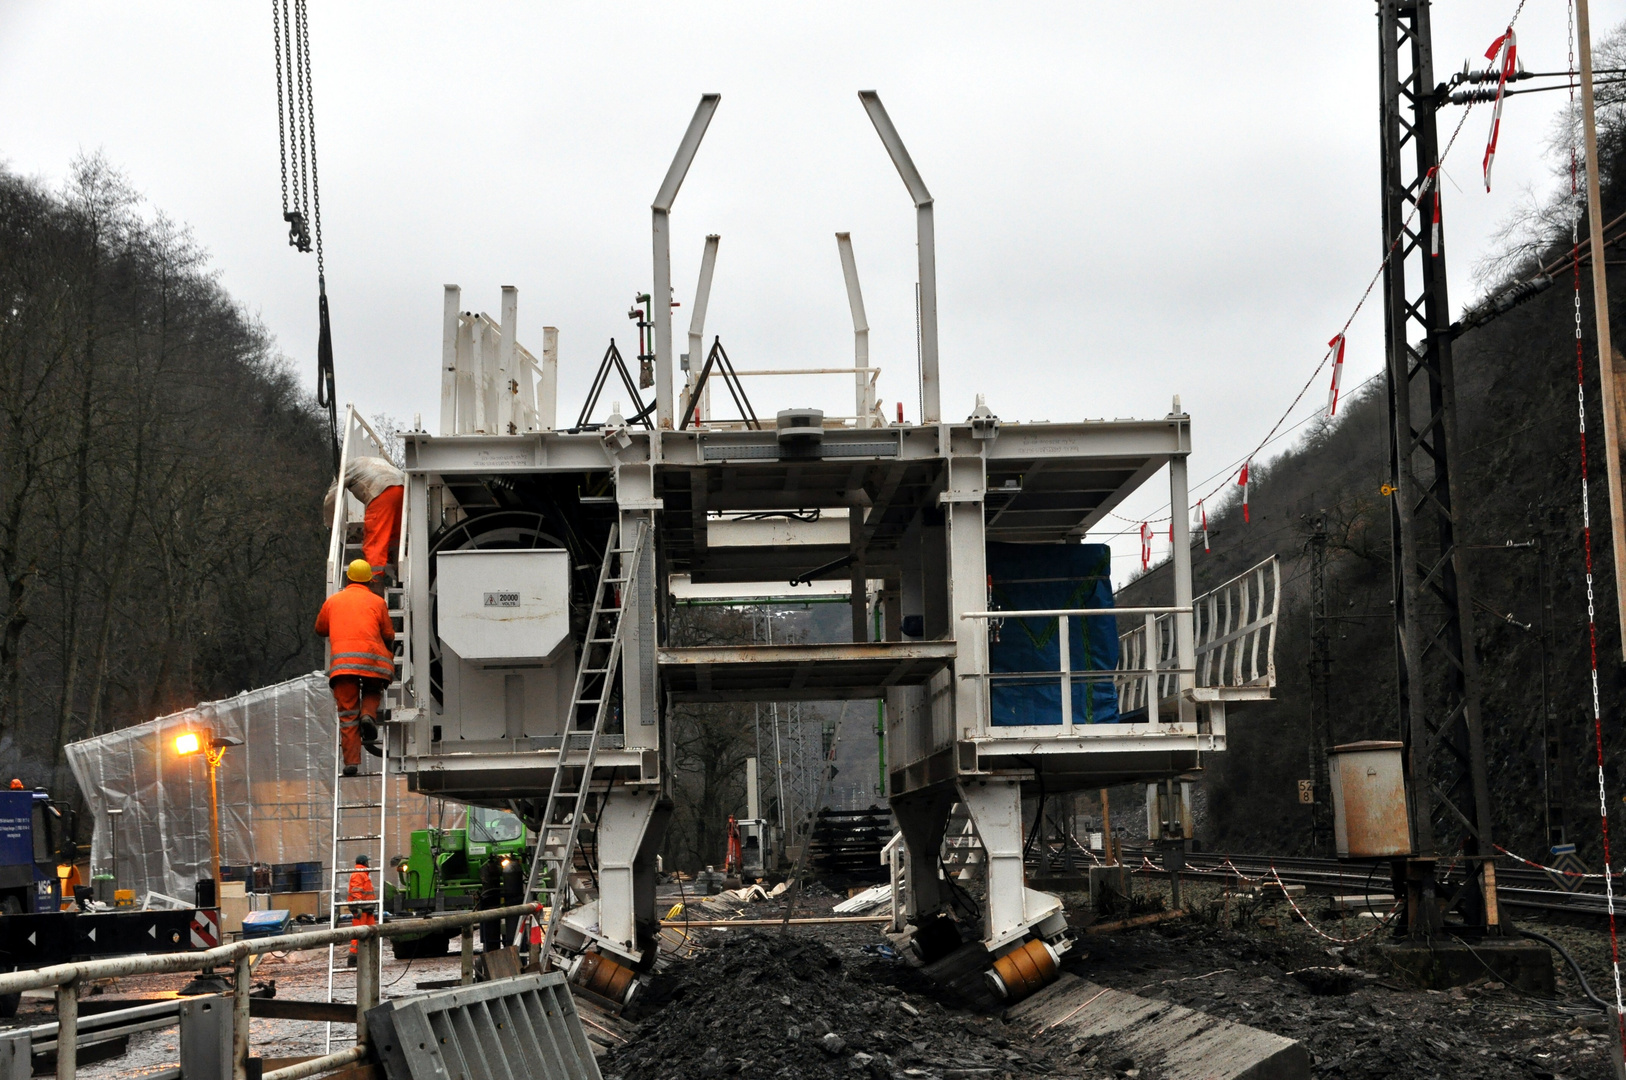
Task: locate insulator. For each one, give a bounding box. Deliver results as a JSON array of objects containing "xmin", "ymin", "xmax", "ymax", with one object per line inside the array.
[{"xmin": 1492, "ymin": 274, "xmax": 1554, "ymax": 314}]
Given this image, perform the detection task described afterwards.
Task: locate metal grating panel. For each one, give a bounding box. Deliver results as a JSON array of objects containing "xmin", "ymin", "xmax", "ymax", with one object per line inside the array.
[{"xmin": 368, "ymin": 972, "xmax": 601, "ymax": 1080}]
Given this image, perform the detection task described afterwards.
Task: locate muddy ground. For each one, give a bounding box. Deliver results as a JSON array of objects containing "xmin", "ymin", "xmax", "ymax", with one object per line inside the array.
[
  {"xmin": 606, "ymin": 880, "xmax": 1622, "ymax": 1080},
  {"xmin": 4, "ymin": 879, "xmax": 1620, "ymax": 1079}
]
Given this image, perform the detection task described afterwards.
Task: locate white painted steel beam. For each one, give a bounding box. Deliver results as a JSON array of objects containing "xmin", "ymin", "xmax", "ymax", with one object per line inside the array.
[
  {"xmin": 539, "ymin": 327, "xmax": 558, "ymax": 432},
  {"xmin": 652, "ymin": 94, "xmax": 721, "ymax": 430},
  {"xmin": 835, "ymin": 232, "xmax": 873, "ymax": 427},
  {"xmin": 684, "ymin": 234, "xmax": 720, "ymax": 423},
  {"xmin": 1167, "ymin": 408, "xmax": 1197, "ymax": 724},
  {"xmin": 440, "ymin": 286, "xmax": 460, "ymax": 436},
  {"xmin": 499, "ymin": 286, "xmax": 519, "ymax": 436},
  {"xmin": 859, "ymin": 91, "xmax": 938, "ymax": 424}
]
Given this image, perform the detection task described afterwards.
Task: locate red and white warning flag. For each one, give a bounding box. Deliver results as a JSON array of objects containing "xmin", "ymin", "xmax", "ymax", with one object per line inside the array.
[
  {"xmin": 1326, "ymin": 333, "xmax": 1347, "ymax": 417},
  {"xmin": 1482, "ymin": 27, "xmax": 1517, "ymax": 191},
  {"xmin": 1140, "ymin": 521, "xmax": 1152, "ymax": 571},
  {"xmin": 1431, "ymin": 189, "xmax": 1442, "ymax": 257},
  {"xmin": 1238, "ymin": 460, "xmax": 1251, "ymax": 523},
  {"xmin": 1200, "ymin": 500, "xmax": 1210, "ymax": 553}
]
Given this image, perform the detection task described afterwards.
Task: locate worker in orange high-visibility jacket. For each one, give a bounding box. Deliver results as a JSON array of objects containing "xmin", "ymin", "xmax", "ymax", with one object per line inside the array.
[
  {"xmin": 347, "ymin": 853, "xmax": 377, "ymax": 964},
  {"xmin": 315, "ymin": 560, "xmax": 395, "ymax": 776},
  {"xmin": 323, "ymin": 457, "xmax": 405, "ymax": 584}
]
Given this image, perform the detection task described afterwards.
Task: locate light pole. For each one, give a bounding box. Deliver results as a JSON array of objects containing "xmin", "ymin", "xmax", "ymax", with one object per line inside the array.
[
  {"xmin": 173, "ymin": 731, "xmax": 243, "ymax": 900},
  {"xmin": 174, "ymin": 730, "xmax": 242, "ymax": 996}
]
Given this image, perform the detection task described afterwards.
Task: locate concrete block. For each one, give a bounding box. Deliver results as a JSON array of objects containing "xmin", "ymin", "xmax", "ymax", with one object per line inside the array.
[
  {"xmin": 1374, "ymin": 938, "xmax": 1554, "ymax": 994},
  {"xmin": 1006, "ymin": 972, "xmax": 1310, "ymax": 1079}
]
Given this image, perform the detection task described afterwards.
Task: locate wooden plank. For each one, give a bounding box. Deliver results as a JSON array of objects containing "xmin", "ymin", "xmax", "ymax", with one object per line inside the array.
[
  {"xmin": 478, "ymin": 945, "xmax": 523, "ymax": 981},
  {"xmin": 1084, "ymin": 910, "xmax": 1187, "ymax": 935}
]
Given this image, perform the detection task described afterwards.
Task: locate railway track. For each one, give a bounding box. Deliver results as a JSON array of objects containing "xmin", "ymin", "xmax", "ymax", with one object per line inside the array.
[{"xmin": 1029, "ymin": 846, "xmax": 1619, "ymax": 919}]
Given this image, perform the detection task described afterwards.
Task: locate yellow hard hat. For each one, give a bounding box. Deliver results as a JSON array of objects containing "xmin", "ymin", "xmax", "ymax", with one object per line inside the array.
[{"xmin": 347, "ymin": 559, "xmax": 373, "ymax": 583}]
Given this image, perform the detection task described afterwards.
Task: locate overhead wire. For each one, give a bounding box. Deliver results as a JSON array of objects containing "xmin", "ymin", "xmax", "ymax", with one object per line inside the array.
[{"xmin": 1101, "ymin": 0, "xmax": 1532, "ymax": 540}]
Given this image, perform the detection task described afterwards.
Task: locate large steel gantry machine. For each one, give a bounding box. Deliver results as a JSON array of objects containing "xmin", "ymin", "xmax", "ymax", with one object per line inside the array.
[{"xmin": 347, "ymin": 92, "xmax": 1279, "ymax": 1001}]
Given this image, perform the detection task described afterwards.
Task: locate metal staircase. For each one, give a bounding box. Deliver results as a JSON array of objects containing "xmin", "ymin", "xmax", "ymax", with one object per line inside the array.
[
  {"xmin": 941, "ymin": 803, "xmax": 982, "ymax": 881},
  {"xmin": 518, "ymin": 520, "xmax": 646, "ymax": 967}
]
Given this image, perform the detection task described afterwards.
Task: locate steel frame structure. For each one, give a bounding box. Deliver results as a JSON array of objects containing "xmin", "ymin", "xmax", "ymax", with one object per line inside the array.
[
  {"xmin": 377, "ymin": 92, "xmax": 1277, "ymax": 993},
  {"xmin": 1377, "ymin": 0, "xmax": 1498, "ymax": 935}
]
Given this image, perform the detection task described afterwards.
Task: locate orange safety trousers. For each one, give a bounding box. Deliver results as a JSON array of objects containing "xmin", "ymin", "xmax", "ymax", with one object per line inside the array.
[
  {"xmin": 348, "ymin": 867, "xmax": 378, "ymax": 955},
  {"xmin": 363, "ymin": 485, "xmax": 404, "ymax": 577},
  {"xmin": 331, "ymin": 676, "xmax": 384, "ymax": 768}
]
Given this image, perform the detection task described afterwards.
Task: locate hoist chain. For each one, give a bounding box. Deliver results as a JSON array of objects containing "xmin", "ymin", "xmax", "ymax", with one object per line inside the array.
[
  {"xmin": 271, "ymin": 0, "xmax": 288, "ymax": 216},
  {"xmin": 273, "ymin": 0, "xmax": 312, "ymax": 253},
  {"xmin": 299, "ymin": 0, "xmax": 323, "ymax": 275},
  {"xmin": 270, "ymin": 0, "xmax": 338, "ymax": 470}
]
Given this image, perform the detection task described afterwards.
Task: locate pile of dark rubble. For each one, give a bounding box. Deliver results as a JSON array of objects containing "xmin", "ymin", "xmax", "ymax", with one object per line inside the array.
[{"xmin": 603, "ymin": 933, "xmax": 1034, "ymax": 1080}]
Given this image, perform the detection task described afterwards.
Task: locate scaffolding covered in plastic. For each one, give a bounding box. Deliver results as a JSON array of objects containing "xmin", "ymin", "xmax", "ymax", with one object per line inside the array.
[{"xmin": 66, "ymin": 672, "xmax": 448, "ymax": 909}]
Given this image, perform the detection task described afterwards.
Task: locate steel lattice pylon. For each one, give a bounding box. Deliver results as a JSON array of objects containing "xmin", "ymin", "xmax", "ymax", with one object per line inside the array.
[{"xmin": 1377, "ymin": 0, "xmax": 1499, "ymax": 936}]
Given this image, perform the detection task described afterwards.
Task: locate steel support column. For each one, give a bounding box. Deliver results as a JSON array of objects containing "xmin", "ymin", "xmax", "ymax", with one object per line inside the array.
[{"xmin": 1377, "ymin": 0, "xmax": 1497, "ymax": 935}]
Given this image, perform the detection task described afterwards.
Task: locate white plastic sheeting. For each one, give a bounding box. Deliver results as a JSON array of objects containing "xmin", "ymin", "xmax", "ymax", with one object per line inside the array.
[{"xmin": 66, "ymin": 672, "xmax": 448, "ymax": 909}]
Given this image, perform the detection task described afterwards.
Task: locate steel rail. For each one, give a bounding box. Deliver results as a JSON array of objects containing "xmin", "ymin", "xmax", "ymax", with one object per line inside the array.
[{"xmin": 1105, "ymin": 848, "xmax": 1616, "ymax": 917}]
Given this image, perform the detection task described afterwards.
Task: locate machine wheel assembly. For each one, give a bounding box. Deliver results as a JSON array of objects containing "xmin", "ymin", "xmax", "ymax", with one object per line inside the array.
[
  {"xmin": 570, "ymin": 950, "xmax": 638, "ymax": 1004},
  {"xmin": 984, "ymin": 938, "xmax": 1061, "ymax": 1002}
]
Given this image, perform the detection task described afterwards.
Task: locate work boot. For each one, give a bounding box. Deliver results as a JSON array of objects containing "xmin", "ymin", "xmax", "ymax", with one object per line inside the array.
[
  {"xmin": 343, "ymin": 764, "xmax": 358, "ymax": 777},
  {"xmin": 347, "ymin": 954, "xmax": 357, "ymax": 968}
]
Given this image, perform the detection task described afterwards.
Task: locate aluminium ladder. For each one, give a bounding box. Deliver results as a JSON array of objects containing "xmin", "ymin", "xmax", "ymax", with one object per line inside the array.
[
  {"xmin": 516, "ymin": 520, "xmax": 646, "ymax": 968},
  {"xmin": 321, "ymin": 408, "xmax": 398, "ymax": 1050}
]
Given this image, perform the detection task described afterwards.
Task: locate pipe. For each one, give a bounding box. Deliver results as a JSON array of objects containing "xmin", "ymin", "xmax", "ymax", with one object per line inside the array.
[
  {"xmin": 858, "ymin": 91, "xmax": 938, "ymax": 424},
  {"xmin": 652, "ymin": 94, "xmax": 721, "ymax": 430},
  {"xmin": 56, "ymin": 983, "xmax": 76, "ymax": 1080},
  {"xmin": 684, "ymin": 234, "xmax": 721, "ymax": 423},
  {"xmin": 261, "ymin": 1044, "xmax": 368, "ymax": 1080},
  {"xmin": 0, "ymin": 902, "xmax": 546, "ymax": 996},
  {"xmin": 658, "ymin": 916, "xmax": 891, "ymax": 927},
  {"xmin": 835, "ymin": 233, "xmax": 872, "ymax": 427}
]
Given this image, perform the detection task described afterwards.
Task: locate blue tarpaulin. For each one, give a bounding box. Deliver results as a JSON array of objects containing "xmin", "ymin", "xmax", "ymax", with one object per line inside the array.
[{"xmin": 986, "ymin": 543, "xmax": 1119, "ymax": 726}]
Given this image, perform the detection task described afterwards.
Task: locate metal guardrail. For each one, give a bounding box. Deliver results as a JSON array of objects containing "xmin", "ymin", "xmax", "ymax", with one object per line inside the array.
[
  {"xmin": 1117, "ymin": 556, "xmax": 1279, "ymax": 714},
  {"xmin": 959, "ymin": 606, "xmax": 1194, "ymax": 730},
  {"xmin": 0, "ymin": 902, "xmax": 543, "ymax": 1080}
]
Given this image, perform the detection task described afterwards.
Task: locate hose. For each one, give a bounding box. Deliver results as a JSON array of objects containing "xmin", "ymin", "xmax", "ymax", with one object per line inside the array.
[{"xmin": 1518, "ymin": 928, "xmax": 1616, "ymax": 1014}]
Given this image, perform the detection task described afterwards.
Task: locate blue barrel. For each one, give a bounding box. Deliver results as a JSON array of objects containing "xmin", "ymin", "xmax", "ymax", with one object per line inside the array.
[
  {"xmin": 295, "ymin": 861, "xmax": 324, "ymax": 891},
  {"xmin": 271, "ymin": 863, "xmax": 300, "ymax": 892}
]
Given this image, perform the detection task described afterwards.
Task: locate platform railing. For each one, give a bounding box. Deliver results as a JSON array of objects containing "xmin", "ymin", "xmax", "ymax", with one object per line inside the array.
[
  {"xmin": 1116, "ymin": 556, "xmax": 1280, "ymax": 715},
  {"xmin": 959, "ymin": 606, "xmax": 1194, "ymax": 732},
  {"xmin": 0, "ymin": 902, "xmax": 544, "ymax": 1080}
]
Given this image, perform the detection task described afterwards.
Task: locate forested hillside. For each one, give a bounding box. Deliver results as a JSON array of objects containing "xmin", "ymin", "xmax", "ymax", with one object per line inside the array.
[
  {"xmin": 0, "ymin": 157, "xmax": 331, "ymax": 798},
  {"xmin": 1120, "ymin": 81, "xmax": 1626, "ymax": 866}
]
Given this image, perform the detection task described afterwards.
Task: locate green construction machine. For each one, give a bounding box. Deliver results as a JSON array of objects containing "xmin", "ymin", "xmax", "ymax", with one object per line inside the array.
[{"xmin": 385, "ymin": 805, "xmax": 536, "ymax": 958}]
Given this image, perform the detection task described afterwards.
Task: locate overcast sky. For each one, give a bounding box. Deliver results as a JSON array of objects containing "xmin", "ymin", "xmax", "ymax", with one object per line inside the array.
[{"xmin": 3, "ymin": 2, "xmax": 1620, "ymax": 581}]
